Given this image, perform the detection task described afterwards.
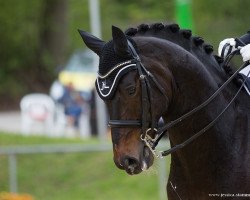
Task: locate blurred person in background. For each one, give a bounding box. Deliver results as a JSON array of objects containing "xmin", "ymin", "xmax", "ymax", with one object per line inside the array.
[{"xmin": 58, "ymin": 82, "xmax": 85, "ymax": 129}]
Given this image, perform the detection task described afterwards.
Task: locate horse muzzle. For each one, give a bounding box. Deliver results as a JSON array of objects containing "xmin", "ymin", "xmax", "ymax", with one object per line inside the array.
[{"xmin": 114, "ymin": 145, "xmax": 154, "ymax": 175}]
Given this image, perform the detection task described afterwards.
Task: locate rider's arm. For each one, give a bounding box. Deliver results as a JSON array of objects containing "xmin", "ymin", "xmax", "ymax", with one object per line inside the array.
[
  {"xmin": 218, "ymin": 30, "xmax": 250, "ymax": 59},
  {"xmin": 239, "ymin": 31, "xmax": 250, "ymax": 45},
  {"xmin": 239, "ymin": 31, "xmax": 250, "ymax": 62}
]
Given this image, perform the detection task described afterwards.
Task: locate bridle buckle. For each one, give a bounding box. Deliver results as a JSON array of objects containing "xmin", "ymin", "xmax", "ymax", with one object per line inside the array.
[{"xmin": 141, "ymin": 128, "xmax": 163, "ymax": 158}]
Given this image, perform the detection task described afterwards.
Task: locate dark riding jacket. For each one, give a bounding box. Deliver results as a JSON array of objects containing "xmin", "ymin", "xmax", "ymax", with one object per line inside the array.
[{"xmin": 239, "ymin": 31, "xmax": 250, "ymax": 45}]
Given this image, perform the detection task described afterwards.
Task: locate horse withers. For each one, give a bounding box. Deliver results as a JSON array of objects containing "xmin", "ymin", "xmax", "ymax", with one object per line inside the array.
[{"xmin": 79, "ymin": 23, "xmax": 250, "ymax": 199}]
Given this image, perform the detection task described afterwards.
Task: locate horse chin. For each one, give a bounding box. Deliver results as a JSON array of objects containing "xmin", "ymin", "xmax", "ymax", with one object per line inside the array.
[
  {"xmin": 125, "ymin": 167, "xmax": 142, "ymax": 175},
  {"xmin": 141, "ymin": 146, "xmax": 154, "ymax": 171}
]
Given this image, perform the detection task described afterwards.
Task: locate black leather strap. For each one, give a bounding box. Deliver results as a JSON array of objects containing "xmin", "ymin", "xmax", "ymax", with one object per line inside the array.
[
  {"xmin": 109, "ymin": 120, "xmax": 141, "ymax": 128},
  {"xmin": 160, "ymin": 61, "xmax": 250, "ymax": 156},
  {"xmin": 221, "ymin": 43, "xmax": 230, "ymax": 58}
]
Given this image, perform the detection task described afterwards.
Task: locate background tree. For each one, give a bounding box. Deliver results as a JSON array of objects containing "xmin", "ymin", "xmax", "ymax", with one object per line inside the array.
[
  {"xmin": 0, "ymin": 0, "xmax": 68, "ymax": 109},
  {"xmin": 0, "ymin": 0, "xmax": 249, "ymax": 110}
]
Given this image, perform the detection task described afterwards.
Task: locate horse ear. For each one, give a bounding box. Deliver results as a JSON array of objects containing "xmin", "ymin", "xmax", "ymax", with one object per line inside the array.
[
  {"xmin": 112, "ymin": 25, "xmax": 130, "ymax": 56},
  {"xmin": 78, "ymin": 29, "xmax": 105, "ymax": 56}
]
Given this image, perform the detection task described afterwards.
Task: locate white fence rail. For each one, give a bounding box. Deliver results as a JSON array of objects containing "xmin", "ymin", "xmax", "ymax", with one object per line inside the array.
[{"xmin": 0, "ymin": 143, "xmax": 168, "ymax": 200}]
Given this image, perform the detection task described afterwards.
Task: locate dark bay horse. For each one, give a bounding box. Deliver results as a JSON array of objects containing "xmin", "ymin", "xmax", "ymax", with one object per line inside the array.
[{"xmin": 79, "ymin": 23, "xmax": 250, "ymax": 199}]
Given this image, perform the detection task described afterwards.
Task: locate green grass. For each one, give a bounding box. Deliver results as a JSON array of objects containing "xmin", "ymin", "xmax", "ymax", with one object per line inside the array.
[
  {"xmin": 0, "ymin": 133, "xmax": 98, "ymax": 146},
  {"xmin": 0, "ymin": 133, "xmax": 170, "ymax": 200}
]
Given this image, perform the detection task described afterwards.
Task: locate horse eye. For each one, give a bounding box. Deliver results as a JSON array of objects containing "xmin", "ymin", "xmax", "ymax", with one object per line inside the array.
[{"xmin": 125, "ymin": 85, "xmax": 136, "ymax": 96}]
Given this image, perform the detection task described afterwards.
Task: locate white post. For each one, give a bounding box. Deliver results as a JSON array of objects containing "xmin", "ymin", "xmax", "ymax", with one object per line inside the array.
[
  {"xmin": 9, "ymin": 154, "xmax": 18, "ymax": 193},
  {"xmin": 88, "ymin": 0, "xmax": 107, "ymax": 140},
  {"xmin": 158, "ymin": 158, "xmax": 167, "ymax": 200},
  {"xmin": 158, "ymin": 139, "xmax": 169, "ymax": 200}
]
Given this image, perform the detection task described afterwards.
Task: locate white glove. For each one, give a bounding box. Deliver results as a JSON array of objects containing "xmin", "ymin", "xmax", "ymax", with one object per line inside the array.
[
  {"xmin": 240, "ymin": 44, "xmax": 250, "ymax": 62},
  {"xmin": 218, "ymin": 38, "xmax": 236, "ymax": 57}
]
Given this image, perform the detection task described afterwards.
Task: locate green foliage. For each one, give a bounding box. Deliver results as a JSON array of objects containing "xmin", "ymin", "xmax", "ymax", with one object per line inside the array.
[
  {"xmin": 193, "ymin": 0, "xmax": 250, "ymax": 48},
  {"xmin": 100, "ymin": 0, "xmax": 174, "ymax": 40},
  {"xmin": 0, "ymin": 133, "xmax": 170, "ymax": 200},
  {"xmin": 0, "ymin": 0, "xmax": 42, "ymax": 99},
  {"xmin": 0, "ymin": 0, "xmax": 250, "ymax": 108},
  {"xmin": 68, "ymin": 0, "xmax": 90, "ymax": 53}
]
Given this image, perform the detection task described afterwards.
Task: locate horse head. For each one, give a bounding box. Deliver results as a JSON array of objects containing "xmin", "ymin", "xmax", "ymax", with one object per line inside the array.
[
  {"xmin": 79, "ymin": 26, "xmax": 173, "ymax": 175},
  {"xmin": 79, "ymin": 23, "xmax": 250, "ymax": 198}
]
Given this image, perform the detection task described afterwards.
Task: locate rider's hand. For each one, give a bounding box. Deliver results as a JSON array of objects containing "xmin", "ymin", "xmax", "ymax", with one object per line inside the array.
[
  {"xmin": 240, "ymin": 44, "xmax": 250, "ymax": 62},
  {"xmin": 218, "ymin": 38, "xmax": 236, "ymax": 58}
]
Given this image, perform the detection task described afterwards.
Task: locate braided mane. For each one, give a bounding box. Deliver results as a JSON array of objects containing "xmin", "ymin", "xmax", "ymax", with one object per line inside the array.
[{"xmin": 125, "ymin": 23, "xmax": 230, "ymax": 75}]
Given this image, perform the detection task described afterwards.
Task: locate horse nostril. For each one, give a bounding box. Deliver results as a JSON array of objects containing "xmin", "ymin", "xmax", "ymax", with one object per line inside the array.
[
  {"xmin": 122, "ymin": 156, "xmax": 139, "ymax": 174},
  {"xmin": 123, "ymin": 156, "xmax": 138, "ymax": 167}
]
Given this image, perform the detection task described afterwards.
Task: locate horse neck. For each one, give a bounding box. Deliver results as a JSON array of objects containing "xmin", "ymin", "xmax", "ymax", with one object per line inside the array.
[
  {"xmin": 132, "ymin": 28, "xmax": 250, "ymax": 195},
  {"xmin": 137, "ymin": 37, "xmax": 238, "ymax": 183},
  {"xmin": 137, "ymin": 37, "xmax": 225, "ymax": 114}
]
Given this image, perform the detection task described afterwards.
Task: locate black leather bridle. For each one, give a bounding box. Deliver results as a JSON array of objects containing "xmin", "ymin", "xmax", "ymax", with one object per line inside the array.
[
  {"xmin": 108, "ymin": 39, "xmax": 250, "ymax": 158},
  {"xmin": 108, "ymin": 40, "xmax": 168, "ymax": 146}
]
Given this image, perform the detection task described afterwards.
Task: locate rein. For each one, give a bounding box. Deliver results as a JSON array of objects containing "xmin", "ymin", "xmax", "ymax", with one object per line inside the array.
[
  {"xmin": 152, "ymin": 50, "xmax": 249, "ymax": 153},
  {"xmin": 153, "ymin": 50, "xmax": 250, "ymax": 157},
  {"xmin": 108, "ymin": 40, "xmax": 250, "ymax": 158},
  {"xmin": 158, "ymin": 61, "xmax": 250, "ymax": 157}
]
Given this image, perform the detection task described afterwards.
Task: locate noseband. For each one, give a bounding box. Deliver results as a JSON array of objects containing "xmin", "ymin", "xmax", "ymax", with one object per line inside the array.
[{"xmin": 104, "ymin": 39, "xmax": 250, "ymax": 158}]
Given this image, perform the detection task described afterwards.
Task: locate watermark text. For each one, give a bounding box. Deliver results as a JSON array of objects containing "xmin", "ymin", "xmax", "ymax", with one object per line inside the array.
[{"xmin": 209, "ymin": 193, "xmax": 250, "ymax": 198}]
